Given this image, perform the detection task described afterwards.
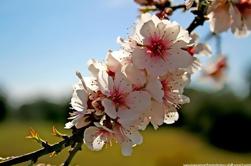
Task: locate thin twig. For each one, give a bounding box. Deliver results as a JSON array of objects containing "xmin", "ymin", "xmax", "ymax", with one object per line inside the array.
[
  {"xmin": 187, "ymin": 15, "xmax": 207, "ymax": 33},
  {"xmin": 0, "ymin": 128, "xmax": 85, "ymax": 166},
  {"xmin": 170, "ymin": 4, "xmax": 186, "ymax": 11},
  {"xmin": 63, "ymin": 141, "xmax": 83, "ymax": 166},
  {"xmin": 0, "ymin": 138, "xmax": 70, "ymax": 166}
]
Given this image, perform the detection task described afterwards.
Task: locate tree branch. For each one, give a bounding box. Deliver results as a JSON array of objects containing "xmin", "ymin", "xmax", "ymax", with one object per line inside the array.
[
  {"xmin": 63, "ymin": 141, "xmax": 83, "ymax": 166},
  {"xmin": 186, "ymin": 15, "xmax": 207, "ymax": 33},
  {"xmin": 0, "ymin": 128, "xmax": 85, "ymax": 166},
  {"xmin": 170, "ymin": 4, "xmax": 186, "ymax": 11}
]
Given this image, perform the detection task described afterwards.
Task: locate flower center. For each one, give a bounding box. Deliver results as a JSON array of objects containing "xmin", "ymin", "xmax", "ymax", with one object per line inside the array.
[
  {"xmin": 111, "ymin": 90, "xmax": 126, "ymax": 107},
  {"xmin": 145, "ymin": 36, "xmax": 169, "ymax": 58}
]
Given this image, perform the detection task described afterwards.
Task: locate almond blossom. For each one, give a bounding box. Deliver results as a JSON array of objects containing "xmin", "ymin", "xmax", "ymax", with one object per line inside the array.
[
  {"xmin": 141, "ymin": 69, "xmax": 190, "ymax": 129},
  {"xmin": 183, "ymin": 32, "xmax": 211, "ymax": 73},
  {"xmin": 84, "ymin": 122, "xmax": 143, "ymax": 156},
  {"xmin": 64, "ymin": 12, "xmax": 199, "ymax": 157},
  {"xmin": 208, "ymin": 0, "xmax": 251, "ymax": 36},
  {"xmin": 129, "ymin": 14, "xmax": 194, "ymax": 76},
  {"xmin": 98, "ymin": 70, "xmax": 151, "ymax": 125},
  {"xmin": 202, "ymin": 55, "xmax": 228, "ymax": 88},
  {"xmin": 65, "ymin": 73, "xmax": 94, "ymax": 129}
]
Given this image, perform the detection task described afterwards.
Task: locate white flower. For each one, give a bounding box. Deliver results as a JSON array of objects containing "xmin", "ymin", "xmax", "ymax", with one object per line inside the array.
[
  {"xmin": 65, "ymin": 72, "xmax": 99, "ymax": 129},
  {"xmin": 84, "ymin": 123, "xmax": 142, "ymax": 156},
  {"xmin": 183, "ymin": 32, "xmax": 211, "ymax": 73},
  {"xmin": 65, "ymin": 73, "xmax": 92, "ymax": 129},
  {"xmin": 88, "ymin": 51, "xmax": 121, "ymax": 78},
  {"xmin": 97, "ymin": 70, "xmax": 151, "ymax": 126},
  {"xmin": 160, "ymin": 70, "xmax": 190, "ymax": 123},
  {"xmin": 135, "ymin": 70, "xmax": 190, "ymax": 129},
  {"xmin": 201, "ymin": 55, "xmax": 228, "ymax": 89},
  {"xmin": 208, "ymin": 0, "xmax": 251, "ymax": 36},
  {"xmin": 130, "ymin": 14, "xmax": 193, "ymax": 76}
]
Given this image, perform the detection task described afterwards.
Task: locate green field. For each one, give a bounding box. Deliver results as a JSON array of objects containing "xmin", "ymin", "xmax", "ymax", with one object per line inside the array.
[{"xmin": 0, "ymin": 122, "xmax": 250, "ymax": 166}]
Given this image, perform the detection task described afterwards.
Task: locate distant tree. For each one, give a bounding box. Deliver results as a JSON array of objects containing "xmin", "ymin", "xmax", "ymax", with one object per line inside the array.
[
  {"xmin": 16, "ymin": 99, "xmax": 70, "ymax": 123},
  {"xmin": 0, "ymin": 93, "xmax": 7, "ymax": 122}
]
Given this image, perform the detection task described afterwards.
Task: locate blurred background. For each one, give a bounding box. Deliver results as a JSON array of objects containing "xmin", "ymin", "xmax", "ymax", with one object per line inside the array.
[{"xmin": 0, "ymin": 0, "xmax": 251, "ymax": 165}]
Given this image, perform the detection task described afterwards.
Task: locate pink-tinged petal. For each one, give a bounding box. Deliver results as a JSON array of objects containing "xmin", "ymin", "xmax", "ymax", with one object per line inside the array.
[
  {"xmin": 117, "ymin": 107, "xmax": 136, "ymax": 125},
  {"xmin": 87, "ymin": 59, "xmax": 105, "ymax": 77},
  {"xmin": 83, "ymin": 77, "xmax": 99, "ymax": 92},
  {"xmin": 145, "ymin": 77, "xmax": 164, "ymax": 103},
  {"xmin": 145, "ymin": 56, "xmax": 170, "ymax": 76},
  {"xmin": 123, "ymin": 63, "xmax": 146, "ymax": 88},
  {"xmin": 176, "ymin": 26, "xmax": 191, "ymax": 44},
  {"xmin": 132, "ymin": 48, "xmax": 149, "ymax": 70},
  {"xmin": 121, "ymin": 140, "xmax": 133, "ymax": 156},
  {"xmin": 230, "ymin": 5, "xmax": 248, "ymax": 36},
  {"xmin": 244, "ymin": 14, "xmax": 251, "ymax": 30},
  {"xmin": 149, "ymin": 101, "xmax": 164, "ymax": 129},
  {"xmin": 123, "ymin": 129, "xmax": 143, "ymax": 145},
  {"xmin": 195, "ymin": 43, "xmax": 212, "ymax": 56},
  {"xmin": 167, "ymin": 48, "xmax": 193, "ymax": 70},
  {"xmin": 84, "ymin": 127, "xmax": 105, "ymax": 151},
  {"xmin": 98, "ymin": 70, "xmax": 114, "ymax": 95},
  {"xmin": 71, "ymin": 86, "xmax": 88, "ymax": 112},
  {"xmin": 102, "ymin": 98, "xmax": 117, "ymax": 119},
  {"xmin": 114, "ymin": 72, "xmax": 132, "ymax": 94},
  {"xmin": 208, "ymin": 3, "xmax": 231, "ymax": 33},
  {"xmin": 126, "ymin": 91, "xmax": 151, "ymax": 114},
  {"xmin": 140, "ymin": 20, "xmax": 155, "ymax": 38},
  {"xmin": 75, "ymin": 116, "xmax": 90, "ymax": 129},
  {"xmin": 106, "ymin": 51, "xmax": 122, "ymax": 72},
  {"xmin": 164, "ymin": 111, "xmax": 179, "ymax": 124},
  {"xmin": 161, "ymin": 23, "xmax": 180, "ymax": 42}
]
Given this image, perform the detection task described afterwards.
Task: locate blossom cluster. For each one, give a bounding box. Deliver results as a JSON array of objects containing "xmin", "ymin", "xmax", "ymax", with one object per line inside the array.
[
  {"xmin": 186, "ymin": 0, "xmax": 251, "ymax": 36},
  {"xmin": 208, "ymin": 0, "xmax": 251, "ymax": 36},
  {"xmin": 65, "ymin": 14, "xmax": 205, "ymax": 156}
]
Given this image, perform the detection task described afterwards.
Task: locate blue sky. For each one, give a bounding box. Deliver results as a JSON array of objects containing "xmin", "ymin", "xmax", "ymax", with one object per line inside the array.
[{"xmin": 0, "ymin": 0, "xmax": 251, "ymax": 104}]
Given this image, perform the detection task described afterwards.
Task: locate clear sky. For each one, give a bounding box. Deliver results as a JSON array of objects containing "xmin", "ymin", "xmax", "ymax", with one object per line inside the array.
[{"xmin": 0, "ymin": 0, "xmax": 251, "ymax": 104}]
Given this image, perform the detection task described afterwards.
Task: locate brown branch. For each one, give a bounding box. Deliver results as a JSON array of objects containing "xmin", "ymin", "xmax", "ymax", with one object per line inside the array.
[
  {"xmin": 63, "ymin": 141, "xmax": 83, "ymax": 166},
  {"xmin": 186, "ymin": 15, "xmax": 207, "ymax": 33},
  {"xmin": 0, "ymin": 128, "xmax": 85, "ymax": 166},
  {"xmin": 170, "ymin": 4, "xmax": 186, "ymax": 11},
  {"xmin": 186, "ymin": 0, "xmax": 212, "ymax": 33}
]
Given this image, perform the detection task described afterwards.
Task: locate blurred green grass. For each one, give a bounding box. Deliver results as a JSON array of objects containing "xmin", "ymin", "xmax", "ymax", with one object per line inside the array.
[{"xmin": 0, "ymin": 122, "xmax": 251, "ymax": 166}]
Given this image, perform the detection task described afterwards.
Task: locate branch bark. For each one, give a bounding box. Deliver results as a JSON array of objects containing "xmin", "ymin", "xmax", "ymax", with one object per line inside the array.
[
  {"xmin": 0, "ymin": 128, "xmax": 85, "ymax": 166},
  {"xmin": 187, "ymin": 15, "xmax": 207, "ymax": 33}
]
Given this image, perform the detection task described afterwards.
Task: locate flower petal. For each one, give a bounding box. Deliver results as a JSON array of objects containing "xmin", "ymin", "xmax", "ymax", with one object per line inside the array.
[
  {"xmin": 145, "ymin": 77, "xmax": 164, "ymax": 103},
  {"xmin": 126, "ymin": 91, "xmax": 151, "ymax": 114},
  {"xmin": 114, "ymin": 71, "xmax": 132, "ymax": 94},
  {"xmin": 84, "ymin": 127, "xmax": 105, "ymax": 151},
  {"xmin": 98, "ymin": 70, "xmax": 114, "ymax": 95},
  {"xmin": 123, "ymin": 63, "xmax": 146, "ymax": 88},
  {"xmin": 167, "ymin": 48, "xmax": 193, "ymax": 70},
  {"xmin": 123, "ymin": 128, "xmax": 143, "ymax": 145},
  {"xmin": 208, "ymin": 3, "xmax": 231, "ymax": 33},
  {"xmin": 132, "ymin": 48, "xmax": 149, "ymax": 70},
  {"xmin": 140, "ymin": 20, "xmax": 155, "ymax": 38},
  {"xmin": 102, "ymin": 98, "xmax": 117, "ymax": 119},
  {"xmin": 149, "ymin": 101, "xmax": 164, "ymax": 129},
  {"xmin": 106, "ymin": 51, "xmax": 122, "ymax": 72},
  {"xmin": 121, "ymin": 140, "xmax": 133, "ymax": 156},
  {"xmin": 71, "ymin": 84, "xmax": 88, "ymax": 112}
]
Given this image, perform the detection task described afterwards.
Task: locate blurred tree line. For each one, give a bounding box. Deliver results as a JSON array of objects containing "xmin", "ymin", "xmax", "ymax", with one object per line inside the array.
[
  {"xmin": 0, "ymin": 94, "xmax": 70, "ymax": 124},
  {"xmin": 0, "ymin": 82, "xmax": 251, "ymax": 153}
]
